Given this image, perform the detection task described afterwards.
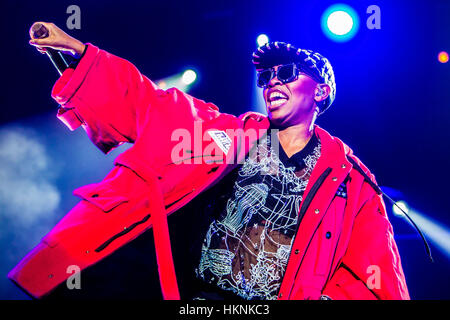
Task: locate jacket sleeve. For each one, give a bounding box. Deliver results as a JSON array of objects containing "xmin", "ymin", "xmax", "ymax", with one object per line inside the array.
[
  {"xmin": 323, "ymin": 193, "xmax": 410, "ymax": 300},
  {"xmin": 51, "ymin": 43, "xmax": 168, "ymax": 154}
]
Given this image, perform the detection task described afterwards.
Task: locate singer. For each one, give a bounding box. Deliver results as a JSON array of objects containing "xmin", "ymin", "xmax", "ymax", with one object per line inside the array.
[{"xmin": 9, "ymin": 22, "xmax": 410, "ymax": 300}]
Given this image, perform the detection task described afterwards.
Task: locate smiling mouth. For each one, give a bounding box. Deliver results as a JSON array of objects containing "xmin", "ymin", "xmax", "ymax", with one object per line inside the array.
[
  {"xmin": 268, "ymin": 97, "xmax": 289, "ymax": 111},
  {"xmin": 267, "ymin": 91, "xmax": 289, "ymax": 110},
  {"xmin": 269, "ymin": 98, "xmax": 288, "ymax": 108}
]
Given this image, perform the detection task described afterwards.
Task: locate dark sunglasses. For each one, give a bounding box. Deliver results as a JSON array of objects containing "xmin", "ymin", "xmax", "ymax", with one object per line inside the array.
[{"xmin": 256, "ymin": 63, "xmax": 300, "ymax": 88}]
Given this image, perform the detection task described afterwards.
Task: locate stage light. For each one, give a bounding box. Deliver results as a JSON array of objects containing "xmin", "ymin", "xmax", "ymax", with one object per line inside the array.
[
  {"xmin": 321, "ymin": 4, "xmax": 359, "ymax": 42},
  {"xmin": 257, "ymin": 34, "xmax": 269, "ymax": 47},
  {"xmin": 157, "ymin": 80, "xmax": 167, "ymax": 89},
  {"xmin": 328, "ymin": 11, "xmax": 353, "ymax": 35},
  {"xmin": 253, "ymin": 34, "xmax": 270, "ymax": 113},
  {"xmin": 404, "ymin": 207, "xmax": 450, "ymax": 259},
  {"xmin": 438, "ymin": 51, "xmax": 449, "ymax": 63},
  {"xmin": 182, "ymin": 69, "xmax": 197, "ymax": 85},
  {"xmin": 156, "ymin": 69, "xmax": 198, "ymax": 92},
  {"xmin": 393, "ymin": 200, "xmax": 409, "ymax": 217}
]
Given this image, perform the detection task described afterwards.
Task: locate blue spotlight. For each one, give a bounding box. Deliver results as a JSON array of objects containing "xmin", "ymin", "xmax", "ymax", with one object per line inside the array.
[
  {"xmin": 393, "ymin": 200, "xmax": 409, "ymax": 217},
  {"xmin": 182, "ymin": 69, "xmax": 197, "ymax": 85},
  {"xmin": 156, "ymin": 69, "xmax": 198, "ymax": 92},
  {"xmin": 321, "ymin": 4, "xmax": 359, "ymax": 42},
  {"xmin": 256, "ymin": 34, "xmax": 269, "ymax": 47},
  {"xmin": 405, "ymin": 208, "xmax": 450, "ymax": 259}
]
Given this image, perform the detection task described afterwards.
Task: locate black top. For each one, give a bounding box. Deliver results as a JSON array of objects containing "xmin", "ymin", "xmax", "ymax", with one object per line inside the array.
[{"xmin": 194, "ymin": 130, "xmax": 321, "ymax": 300}]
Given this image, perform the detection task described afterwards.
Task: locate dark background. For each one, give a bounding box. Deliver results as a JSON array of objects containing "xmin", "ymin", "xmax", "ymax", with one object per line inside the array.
[{"xmin": 1, "ymin": 0, "xmax": 449, "ymax": 299}]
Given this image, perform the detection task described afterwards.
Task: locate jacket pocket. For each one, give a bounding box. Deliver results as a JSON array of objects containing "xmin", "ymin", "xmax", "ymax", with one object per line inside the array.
[
  {"xmin": 42, "ymin": 166, "xmax": 148, "ymax": 249},
  {"xmin": 73, "ymin": 183, "xmax": 129, "ymax": 212},
  {"xmin": 94, "ymin": 214, "xmax": 151, "ymax": 252},
  {"xmin": 41, "ymin": 183, "xmax": 131, "ymax": 248},
  {"xmin": 322, "ymin": 264, "xmax": 378, "ymax": 300}
]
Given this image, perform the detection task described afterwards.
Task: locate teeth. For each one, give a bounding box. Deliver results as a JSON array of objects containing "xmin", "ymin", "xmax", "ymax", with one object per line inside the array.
[
  {"xmin": 270, "ymin": 99, "xmax": 287, "ymax": 106},
  {"xmin": 269, "ymin": 91, "xmax": 288, "ymax": 101}
]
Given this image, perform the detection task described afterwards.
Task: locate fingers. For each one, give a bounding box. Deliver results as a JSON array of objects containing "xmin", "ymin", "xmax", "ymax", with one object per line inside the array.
[
  {"xmin": 29, "ymin": 22, "xmax": 55, "ymax": 52},
  {"xmin": 29, "ymin": 21, "xmax": 52, "ymax": 39},
  {"xmin": 29, "ymin": 39, "xmax": 48, "ymax": 54},
  {"xmin": 29, "ymin": 38, "xmax": 47, "ymax": 45},
  {"xmin": 29, "ymin": 38, "xmax": 52, "ymax": 52}
]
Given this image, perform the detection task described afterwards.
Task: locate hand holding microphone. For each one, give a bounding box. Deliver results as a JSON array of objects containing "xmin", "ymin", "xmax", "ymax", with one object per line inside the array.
[
  {"xmin": 29, "ymin": 22, "xmax": 85, "ymax": 57},
  {"xmin": 29, "ymin": 22, "xmax": 86, "ymax": 75}
]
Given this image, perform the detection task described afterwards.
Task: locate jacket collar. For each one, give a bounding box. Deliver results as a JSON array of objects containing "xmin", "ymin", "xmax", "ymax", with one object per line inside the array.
[
  {"xmin": 309, "ymin": 125, "xmax": 353, "ymax": 187},
  {"xmin": 314, "ymin": 125, "xmax": 353, "ymax": 164},
  {"xmin": 240, "ymin": 114, "xmax": 354, "ymax": 180}
]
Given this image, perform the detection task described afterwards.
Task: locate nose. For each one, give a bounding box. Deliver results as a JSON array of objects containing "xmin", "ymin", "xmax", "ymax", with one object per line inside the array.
[
  {"xmin": 264, "ymin": 76, "xmax": 283, "ymax": 101},
  {"xmin": 267, "ymin": 74, "xmax": 282, "ymax": 88}
]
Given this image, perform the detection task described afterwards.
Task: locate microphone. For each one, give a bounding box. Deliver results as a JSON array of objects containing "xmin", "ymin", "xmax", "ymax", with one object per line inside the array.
[{"xmin": 31, "ymin": 23, "xmax": 69, "ymax": 76}]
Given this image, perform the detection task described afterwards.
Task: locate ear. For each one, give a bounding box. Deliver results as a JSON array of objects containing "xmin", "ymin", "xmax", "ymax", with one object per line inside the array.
[{"xmin": 314, "ymin": 84, "xmax": 331, "ymax": 103}]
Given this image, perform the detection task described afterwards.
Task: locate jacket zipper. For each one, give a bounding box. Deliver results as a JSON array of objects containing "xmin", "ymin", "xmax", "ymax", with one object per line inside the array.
[
  {"xmin": 165, "ymin": 190, "xmax": 194, "ymax": 210},
  {"xmin": 280, "ymin": 167, "xmax": 332, "ymax": 299},
  {"xmin": 95, "ymin": 214, "xmax": 151, "ymax": 252},
  {"xmin": 296, "ymin": 167, "xmax": 332, "ymax": 230}
]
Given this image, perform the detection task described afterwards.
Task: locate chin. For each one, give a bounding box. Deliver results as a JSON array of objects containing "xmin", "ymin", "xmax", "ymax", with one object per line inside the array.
[{"xmin": 268, "ymin": 113, "xmax": 289, "ymax": 128}]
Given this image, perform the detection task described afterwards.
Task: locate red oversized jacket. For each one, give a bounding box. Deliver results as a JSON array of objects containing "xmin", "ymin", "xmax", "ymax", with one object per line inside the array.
[{"xmin": 8, "ymin": 44, "xmax": 410, "ymax": 300}]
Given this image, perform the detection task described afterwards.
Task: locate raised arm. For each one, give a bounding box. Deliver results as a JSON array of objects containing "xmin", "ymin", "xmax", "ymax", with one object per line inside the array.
[{"xmin": 29, "ymin": 22, "xmax": 170, "ymax": 153}]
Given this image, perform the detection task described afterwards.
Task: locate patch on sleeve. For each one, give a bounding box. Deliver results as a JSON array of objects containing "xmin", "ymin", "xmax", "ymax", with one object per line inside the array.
[{"xmin": 208, "ymin": 130, "xmax": 232, "ymax": 155}]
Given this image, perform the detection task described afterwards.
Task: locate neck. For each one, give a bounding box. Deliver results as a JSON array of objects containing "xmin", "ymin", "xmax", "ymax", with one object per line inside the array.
[
  {"xmin": 276, "ymin": 117, "xmax": 317, "ymax": 158},
  {"xmin": 279, "ymin": 121, "xmax": 313, "ymax": 144}
]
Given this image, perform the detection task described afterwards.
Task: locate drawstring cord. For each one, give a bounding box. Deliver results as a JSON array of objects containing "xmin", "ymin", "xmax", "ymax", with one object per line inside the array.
[{"xmin": 346, "ymin": 157, "xmax": 433, "ymax": 263}]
